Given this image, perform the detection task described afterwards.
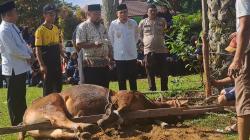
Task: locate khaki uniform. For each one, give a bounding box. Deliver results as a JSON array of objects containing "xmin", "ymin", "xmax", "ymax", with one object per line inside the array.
[
  {"xmin": 76, "ymin": 20, "xmax": 111, "ymax": 88},
  {"xmin": 139, "ymin": 17, "xmax": 168, "ymax": 55},
  {"xmin": 139, "ymin": 17, "xmax": 169, "ymax": 91}
]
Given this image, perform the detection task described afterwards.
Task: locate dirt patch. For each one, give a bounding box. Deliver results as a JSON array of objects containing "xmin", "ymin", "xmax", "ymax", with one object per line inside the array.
[{"xmin": 92, "ymin": 123, "xmax": 227, "ymax": 140}]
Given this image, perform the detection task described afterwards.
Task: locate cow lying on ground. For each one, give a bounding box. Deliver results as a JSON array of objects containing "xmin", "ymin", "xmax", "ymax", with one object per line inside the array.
[{"xmin": 20, "ymin": 84, "xmax": 185, "ymax": 139}]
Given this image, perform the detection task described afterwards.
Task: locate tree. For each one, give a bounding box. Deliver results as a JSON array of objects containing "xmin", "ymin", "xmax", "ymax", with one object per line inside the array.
[
  {"xmin": 102, "ymin": 0, "xmax": 118, "ymax": 28},
  {"xmin": 206, "ymin": 0, "xmax": 236, "ymax": 79}
]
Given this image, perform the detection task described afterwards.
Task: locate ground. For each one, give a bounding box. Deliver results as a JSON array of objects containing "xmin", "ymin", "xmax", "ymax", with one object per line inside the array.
[{"xmin": 0, "ymin": 75, "xmax": 237, "ymax": 140}]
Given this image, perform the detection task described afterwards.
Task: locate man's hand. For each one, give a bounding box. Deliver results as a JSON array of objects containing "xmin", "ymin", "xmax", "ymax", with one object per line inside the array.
[
  {"xmin": 40, "ymin": 65, "xmax": 47, "ymax": 79},
  {"xmin": 228, "ymin": 59, "xmax": 243, "ymax": 78}
]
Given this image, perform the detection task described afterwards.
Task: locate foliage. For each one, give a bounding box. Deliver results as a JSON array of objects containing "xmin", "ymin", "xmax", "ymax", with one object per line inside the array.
[
  {"xmin": 0, "ymin": 0, "xmax": 81, "ymax": 41},
  {"xmin": 166, "ymin": 12, "xmax": 202, "ymax": 72},
  {"xmin": 166, "ymin": 12, "xmax": 202, "ymax": 71}
]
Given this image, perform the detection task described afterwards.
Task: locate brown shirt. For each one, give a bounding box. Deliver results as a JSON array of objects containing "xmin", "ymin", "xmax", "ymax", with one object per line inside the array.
[
  {"xmin": 76, "ymin": 19, "xmax": 110, "ymax": 67},
  {"xmin": 139, "ymin": 17, "xmax": 168, "ymax": 55}
]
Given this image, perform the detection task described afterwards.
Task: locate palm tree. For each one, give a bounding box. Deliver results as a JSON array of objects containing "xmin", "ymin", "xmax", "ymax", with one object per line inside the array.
[{"xmin": 206, "ymin": 0, "xmax": 236, "ymax": 79}]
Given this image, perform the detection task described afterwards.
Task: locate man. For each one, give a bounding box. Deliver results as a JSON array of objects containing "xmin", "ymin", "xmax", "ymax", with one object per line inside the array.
[
  {"xmin": 157, "ymin": 5, "xmax": 173, "ymax": 28},
  {"xmin": 108, "ymin": 4, "xmax": 138, "ymax": 90},
  {"xmin": 139, "ymin": 4, "xmax": 169, "ymax": 91},
  {"xmin": 228, "ymin": 1, "xmax": 250, "ymax": 139},
  {"xmin": 0, "ymin": 1, "xmax": 32, "ymax": 126},
  {"xmin": 76, "ymin": 4, "xmax": 112, "ymax": 88},
  {"xmin": 35, "ymin": 4, "xmax": 64, "ymax": 96}
]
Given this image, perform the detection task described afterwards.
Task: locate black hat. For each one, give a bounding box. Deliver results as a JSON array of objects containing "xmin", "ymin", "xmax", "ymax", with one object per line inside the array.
[
  {"xmin": 147, "ymin": 4, "xmax": 157, "ymax": 9},
  {"xmin": 0, "ymin": 1, "xmax": 15, "ymax": 14},
  {"xmin": 116, "ymin": 4, "xmax": 127, "ymax": 11},
  {"xmin": 43, "ymin": 4, "xmax": 57, "ymax": 13},
  {"xmin": 88, "ymin": 4, "xmax": 101, "ymax": 11}
]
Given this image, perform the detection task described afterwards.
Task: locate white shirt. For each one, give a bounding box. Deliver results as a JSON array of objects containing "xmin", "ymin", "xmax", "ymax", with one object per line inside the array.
[
  {"xmin": 109, "ymin": 19, "xmax": 138, "ymax": 61},
  {"xmin": 236, "ymin": 0, "xmax": 250, "ymax": 31},
  {"xmin": 0, "ymin": 21, "xmax": 31, "ymax": 76}
]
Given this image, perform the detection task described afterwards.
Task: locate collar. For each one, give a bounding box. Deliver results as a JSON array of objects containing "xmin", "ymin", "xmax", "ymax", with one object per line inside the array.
[
  {"xmin": 1, "ymin": 20, "xmax": 14, "ymax": 26},
  {"xmin": 117, "ymin": 18, "xmax": 130, "ymax": 24}
]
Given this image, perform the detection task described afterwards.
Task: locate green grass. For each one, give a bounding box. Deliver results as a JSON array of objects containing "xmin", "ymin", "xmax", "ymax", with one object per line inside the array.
[{"xmin": 0, "ymin": 75, "xmax": 237, "ymax": 139}]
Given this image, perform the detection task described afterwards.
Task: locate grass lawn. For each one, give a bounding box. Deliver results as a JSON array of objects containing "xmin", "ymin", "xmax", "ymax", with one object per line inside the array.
[{"xmin": 0, "ymin": 74, "xmax": 237, "ymax": 139}]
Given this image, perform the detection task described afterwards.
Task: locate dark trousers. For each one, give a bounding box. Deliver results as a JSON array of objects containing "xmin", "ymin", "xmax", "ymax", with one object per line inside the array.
[
  {"xmin": 144, "ymin": 53, "xmax": 169, "ymax": 91},
  {"xmin": 5, "ymin": 72, "xmax": 27, "ymax": 126},
  {"xmin": 115, "ymin": 59, "xmax": 137, "ymax": 91},
  {"xmin": 43, "ymin": 68, "xmax": 62, "ymax": 96},
  {"xmin": 83, "ymin": 67, "xmax": 109, "ymax": 88}
]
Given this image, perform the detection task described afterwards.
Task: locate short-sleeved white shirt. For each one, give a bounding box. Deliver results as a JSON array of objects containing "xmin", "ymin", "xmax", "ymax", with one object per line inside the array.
[{"xmin": 236, "ymin": 0, "xmax": 250, "ymax": 31}]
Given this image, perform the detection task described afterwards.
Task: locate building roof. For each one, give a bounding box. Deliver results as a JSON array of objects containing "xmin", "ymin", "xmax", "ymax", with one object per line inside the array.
[{"xmin": 122, "ymin": 1, "xmax": 148, "ymax": 17}]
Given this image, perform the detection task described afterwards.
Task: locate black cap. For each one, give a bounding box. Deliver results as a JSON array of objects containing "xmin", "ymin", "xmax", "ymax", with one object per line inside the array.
[
  {"xmin": 147, "ymin": 4, "xmax": 157, "ymax": 9},
  {"xmin": 0, "ymin": 1, "xmax": 15, "ymax": 14},
  {"xmin": 116, "ymin": 4, "xmax": 127, "ymax": 11},
  {"xmin": 43, "ymin": 4, "xmax": 57, "ymax": 13},
  {"xmin": 88, "ymin": 4, "xmax": 101, "ymax": 11}
]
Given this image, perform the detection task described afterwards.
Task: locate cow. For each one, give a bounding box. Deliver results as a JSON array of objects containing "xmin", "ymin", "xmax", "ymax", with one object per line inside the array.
[{"xmin": 20, "ymin": 84, "xmax": 185, "ymax": 140}]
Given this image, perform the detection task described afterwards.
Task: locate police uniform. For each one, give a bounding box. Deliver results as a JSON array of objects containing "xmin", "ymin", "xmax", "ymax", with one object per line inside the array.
[
  {"xmin": 139, "ymin": 16, "xmax": 169, "ymax": 91},
  {"xmin": 35, "ymin": 4, "xmax": 62, "ymax": 96},
  {"xmin": 0, "ymin": 1, "xmax": 32, "ymax": 125},
  {"xmin": 76, "ymin": 4, "xmax": 111, "ymax": 88}
]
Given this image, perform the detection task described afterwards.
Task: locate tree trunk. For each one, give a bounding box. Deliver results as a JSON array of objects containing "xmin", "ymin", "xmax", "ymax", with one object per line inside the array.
[
  {"xmin": 102, "ymin": 0, "xmax": 119, "ymax": 28},
  {"xmin": 207, "ymin": 0, "xmax": 236, "ymax": 79}
]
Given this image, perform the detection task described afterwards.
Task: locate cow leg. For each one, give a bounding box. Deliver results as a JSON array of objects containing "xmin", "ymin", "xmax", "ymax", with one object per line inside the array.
[
  {"xmin": 43, "ymin": 112, "xmax": 93, "ymax": 132},
  {"xmin": 26, "ymin": 129, "xmax": 91, "ymax": 139},
  {"xmin": 24, "ymin": 94, "xmax": 94, "ymax": 132}
]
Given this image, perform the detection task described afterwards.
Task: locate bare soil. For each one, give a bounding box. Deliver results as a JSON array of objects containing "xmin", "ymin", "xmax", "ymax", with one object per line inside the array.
[{"xmin": 92, "ymin": 123, "xmax": 227, "ymax": 140}]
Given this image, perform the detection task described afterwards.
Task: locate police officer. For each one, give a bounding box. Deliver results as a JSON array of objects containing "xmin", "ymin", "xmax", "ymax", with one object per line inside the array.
[{"xmin": 139, "ymin": 4, "xmax": 169, "ymax": 91}]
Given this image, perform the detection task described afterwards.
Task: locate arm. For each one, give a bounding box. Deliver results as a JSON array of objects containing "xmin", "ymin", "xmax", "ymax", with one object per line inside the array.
[
  {"xmin": 35, "ymin": 47, "xmax": 45, "ymax": 67},
  {"xmin": 138, "ymin": 20, "xmax": 144, "ymax": 41},
  {"xmin": 228, "ymin": 15, "xmax": 250, "ymax": 78},
  {"xmin": 108, "ymin": 23, "xmax": 115, "ymax": 46},
  {"xmin": 134, "ymin": 21, "xmax": 139, "ymax": 43},
  {"xmin": 0, "ymin": 30, "xmax": 31, "ymax": 60},
  {"xmin": 76, "ymin": 24, "xmax": 101, "ymax": 49},
  {"xmin": 235, "ymin": 16, "xmax": 250, "ymax": 62},
  {"xmin": 212, "ymin": 77, "xmax": 234, "ymax": 86}
]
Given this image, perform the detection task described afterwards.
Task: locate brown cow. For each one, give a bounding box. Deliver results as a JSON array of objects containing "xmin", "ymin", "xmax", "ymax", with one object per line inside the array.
[{"xmin": 20, "ymin": 84, "xmax": 184, "ymax": 139}]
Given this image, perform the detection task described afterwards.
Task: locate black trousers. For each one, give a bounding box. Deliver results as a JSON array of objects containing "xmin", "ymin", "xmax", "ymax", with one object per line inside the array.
[
  {"xmin": 43, "ymin": 67, "xmax": 62, "ymax": 96},
  {"xmin": 83, "ymin": 66, "xmax": 109, "ymax": 88},
  {"xmin": 144, "ymin": 53, "xmax": 169, "ymax": 91},
  {"xmin": 5, "ymin": 72, "xmax": 27, "ymax": 126},
  {"xmin": 115, "ymin": 60, "xmax": 137, "ymax": 91},
  {"xmin": 40, "ymin": 45, "xmax": 62, "ymax": 96}
]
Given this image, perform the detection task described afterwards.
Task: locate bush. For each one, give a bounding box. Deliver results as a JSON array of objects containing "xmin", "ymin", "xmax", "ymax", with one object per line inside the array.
[{"xmin": 166, "ymin": 12, "xmax": 202, "ymax": 72}]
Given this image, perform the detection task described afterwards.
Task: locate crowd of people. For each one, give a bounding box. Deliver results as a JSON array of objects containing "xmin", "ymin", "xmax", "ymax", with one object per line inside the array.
[{"xmin": 1, "ymin": 1, "xmax": 250, "ymax": 140}]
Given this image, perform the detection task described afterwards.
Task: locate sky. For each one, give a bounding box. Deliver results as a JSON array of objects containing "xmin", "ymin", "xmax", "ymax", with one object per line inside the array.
[{"xmin": 65, "ymin": 0, "xmax": 101, "ymax": 6}]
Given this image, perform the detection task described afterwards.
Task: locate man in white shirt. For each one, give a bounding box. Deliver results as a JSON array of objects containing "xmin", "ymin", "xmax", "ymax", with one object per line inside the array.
[
  {"xmin": 0, "ymin": 1, "xmax": 32, "ymax": 126},
  {"xmin": 228, "ymin": 1, "xmax": 250, "ymax": 139},
  {"xmin": 109, "ymin": 4, "xmax": 138, "ymax": 90}
]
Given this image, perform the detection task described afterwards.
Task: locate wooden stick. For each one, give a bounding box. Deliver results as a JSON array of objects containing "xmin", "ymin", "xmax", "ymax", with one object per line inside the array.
[
  {"xmin": 201, "ymin": 0, "xmax": 212, "ymax": 97},
  {"xmin": 0, "ymin": 106, "xmax": 224, "ymax": 135}
]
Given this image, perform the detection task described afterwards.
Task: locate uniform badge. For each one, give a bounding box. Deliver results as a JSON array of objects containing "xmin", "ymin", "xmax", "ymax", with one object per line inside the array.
[{"xmin": 128, "ymin": 22, "xmax": 133, "ymax": 29}]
